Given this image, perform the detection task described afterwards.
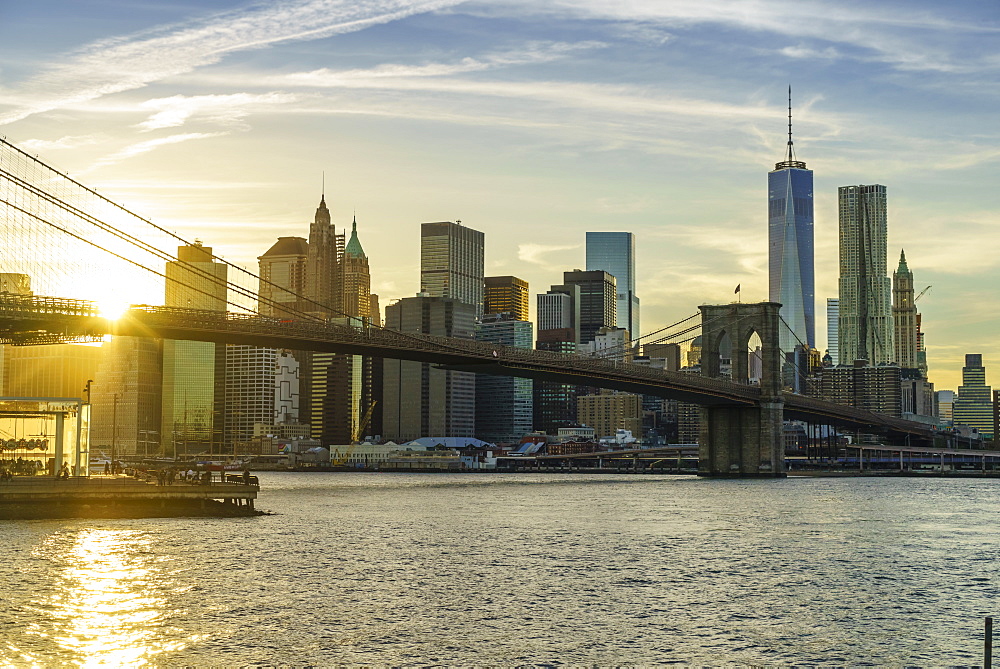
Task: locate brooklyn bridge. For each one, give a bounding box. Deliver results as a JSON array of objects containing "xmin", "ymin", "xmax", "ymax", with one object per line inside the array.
[{"xmin": 0, "ymin": 137, "xmax": 940, "ymax": 477}]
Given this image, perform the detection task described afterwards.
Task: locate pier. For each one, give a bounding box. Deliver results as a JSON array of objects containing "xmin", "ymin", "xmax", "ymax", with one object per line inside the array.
[{"xmin": 0, "ymin": 475, "xmax": 260, "ymax": 519}]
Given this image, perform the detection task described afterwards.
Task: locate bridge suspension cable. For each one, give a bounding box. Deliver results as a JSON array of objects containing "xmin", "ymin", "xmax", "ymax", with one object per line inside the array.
[{"xmin": 0, "ymin": 138, "xmax": 519, "ymax": 358}]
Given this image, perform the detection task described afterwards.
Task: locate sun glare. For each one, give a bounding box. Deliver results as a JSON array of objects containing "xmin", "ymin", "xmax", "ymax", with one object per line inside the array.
[{"xmin": 97, "ymin": 297, "xmax": 132, "ymax": 320}]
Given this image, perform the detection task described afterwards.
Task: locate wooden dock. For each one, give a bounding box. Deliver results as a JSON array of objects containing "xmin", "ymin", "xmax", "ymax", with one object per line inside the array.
[{"xmin": 0, "ymin": 475, "xmax": 260, "ymax": 519}]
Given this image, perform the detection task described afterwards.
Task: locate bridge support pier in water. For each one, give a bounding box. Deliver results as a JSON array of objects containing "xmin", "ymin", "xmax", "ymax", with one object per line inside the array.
[{"xmin": 697, "ymin": 302, "xmax": 786, "ymax": 478}]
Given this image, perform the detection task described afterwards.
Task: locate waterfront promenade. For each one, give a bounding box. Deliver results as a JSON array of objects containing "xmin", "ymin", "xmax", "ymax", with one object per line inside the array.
[{"xmin": 0, "ymin": 473, "xmax": 259, "ymax": 518}]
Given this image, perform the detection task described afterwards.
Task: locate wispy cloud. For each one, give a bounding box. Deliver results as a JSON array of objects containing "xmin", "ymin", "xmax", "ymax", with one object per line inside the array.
[
  {"xmin": 17, "ymin": 134, "xmax": 107, "ymax": 152},
  {"xmin": 135, "ymin": 92, "xmax": 299, "ymax": 131},
  {"xmin": 0, "ymin": 0, "xmax": 462, "ymax": 126},
  {"xmin": 475, "ymin": 0, "xmax": 1000, "ymax": 73},
  {"xmin": 518, "ymin": 243, "xmax": 580, "ymax": 265},
  {"xmin": 282, "ymin": 40, "xmax": 607, "ymax": 85},
  {"xmin": 87, "ymin": 132, "xmax": 224, "ymax": 171}
]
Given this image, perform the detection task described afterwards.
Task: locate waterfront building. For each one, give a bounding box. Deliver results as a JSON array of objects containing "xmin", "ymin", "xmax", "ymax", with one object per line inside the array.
[
  {"xmin": 484, "ymin": 275, "xmax": 529, "ymax": 321},
  {"xmin": 953, "ymin": 354, "xmax": 993, "ymax": 439},
  {"xmin": 561, "ymin": 269, "xmax": 616, "ymax": 344},
  {"xmin": 161, "ymin": 242, "xmax": 227, "ymax": 457},
  {"xmin": 826, "ymin": 298, "xmax": 839, "ymax": 366},
  {"xmin": 838, "ymin": 184, "xmax": 894, "ymax": 366},
  {"xmin": 577, "ymin": 391, "xmax": 642, "ymax": 442},
  {"xmin": 382, "ymin": 295, "xmax": 476, "ymax": 441},
  {"xmin": 91, "ymin": 335, "xmax": 162, "ymax": 456},
  {"xmin": 820, "ymin": 361, "xmax": 902, "ymax": 418},
  {"xmin": 475, "ymin": 316, "xmax": 533, "ymax": 443},
  {"xmin": 586, "ymin": 232, "xmax": 639, "ymax": 343},
  {"xmin": 420, "ymin": 221, "xmax": 485, "ymax": 318},
  {"xmin": 1, "ymin": 343, "xmax": 101, "ymax": 400},
  {"xmin": 892, "ymin": 250, "xmax": 918, "ymax": 370},
  {"xmin": 258, "ymin": 237, "xmax": 309, "ymax": 317},
  {"xmin": 224, "ymin": 347, "xmax": 302, "ymax": 446},
  {"xmin": 533, "ymin": 327, "xmax": 578, "ymax": 434},
  {"xmin": 768, "ymin": 91, "xmax": 815, "ymax": 352}
]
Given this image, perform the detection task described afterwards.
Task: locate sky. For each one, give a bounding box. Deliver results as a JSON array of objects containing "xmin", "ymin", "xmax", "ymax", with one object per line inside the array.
[{"xmin": 1, "ymin": 0, "xmax": 998, "ymax": 392}]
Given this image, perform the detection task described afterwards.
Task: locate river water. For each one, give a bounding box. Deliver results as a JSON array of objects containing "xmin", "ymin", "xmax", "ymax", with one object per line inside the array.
[{"xmin": 1, "ymin": 472, "xmax": 997, "ymax": 666}]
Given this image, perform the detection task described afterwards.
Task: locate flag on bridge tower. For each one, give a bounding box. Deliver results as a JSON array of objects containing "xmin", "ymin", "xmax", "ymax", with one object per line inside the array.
[{"xmin": 734, "ymin": 284, "xmax": 740, "ymax": 294}]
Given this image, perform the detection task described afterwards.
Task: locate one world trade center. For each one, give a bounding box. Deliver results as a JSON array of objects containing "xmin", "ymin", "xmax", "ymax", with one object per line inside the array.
[{"xmin": 768, "ymin": 87, "xmax": 814, "ymax": 355}]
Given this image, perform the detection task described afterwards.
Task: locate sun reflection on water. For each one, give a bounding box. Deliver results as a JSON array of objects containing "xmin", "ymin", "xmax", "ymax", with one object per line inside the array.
[{"xmin": 18, "ymin": 529, "xmax": 195, "ymax": 667}]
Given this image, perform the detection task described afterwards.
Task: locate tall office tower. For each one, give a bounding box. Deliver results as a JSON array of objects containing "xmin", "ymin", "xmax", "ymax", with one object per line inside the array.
[
  {"xmin": 161, "ymin": 242, "xmax": 227, "ymax": 457},
  {"xmin": 533, "ymin": 287, "xmax": 580, "ymax": 434},
  {"xmin": 838, "ymin": 184, "xmax": 894, "ymax": 365},
  {"xmin": 305, "ymin": 196, "xmax": 345, "ymax": 316},
  {"xmin": 826, "ymin": 298, "xmax": 839, "ymax": 366},
  {"xmin": 310, "ymin": 217, "xmax": 375, "ymax": 446},
  {"xmin": 91, "ymin": 336, "xmax": 162, "ymax": 457},
  {"xmin": 382, "ymin": 295, "xmax": 476, "ymax": 441},
  {"xmin": 538, "ymin": 285, "xmax": 580, "ymax": 343},
  {"xmin": 258, "ymin": 237, "xmax": 309, "ymax": 317},
  {"xmin": 342, "ymin": 217, "xmax": 372, "ymax": 321},
  {"xmin": 224, "ymin": 346, "xmax": 281, "ymax": 444},
  {"xmin": 586, "ymin": 232, "xmax": 639, "ymax": 340},
  {"xmin": 953, "ymin": 354, "xmax": 994, "ymax": 439},
  {"xmin": 420, "ymin": 221, "xmax": 485, "ymax": 317},
  {"xmin": 561, "ymin": 269, "xmax": 616, "ymax": 344},
  {"xmin": 768, "ymin": 89, "xmax": 815, "ymax": 353},
  {"xmin": 892, "ymin": 250, "xmax": 918, "ymax": 370},
  {"xmin": 475, "ymin": 316, "xmax": 533, "ymax": 443},
  {"xmin": 533, "ymin": 328, "xmax": 578, "ymax": 434},
  {"xmin": 484, "ymin": 276, "xmax": 529, "ymax": 321}
]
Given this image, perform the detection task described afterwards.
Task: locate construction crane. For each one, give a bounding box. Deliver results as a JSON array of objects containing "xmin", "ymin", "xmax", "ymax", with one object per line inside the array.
[
  {"xmin": 331, "ymin": 401, "xmax": 378, "ymax": 468},
  {"xmin": 915, "ymin": 285, "xmax": 932, "ymax": 302}
]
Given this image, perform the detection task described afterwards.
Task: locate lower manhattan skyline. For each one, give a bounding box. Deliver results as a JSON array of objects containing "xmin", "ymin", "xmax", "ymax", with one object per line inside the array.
[{"xmin": 2, "ymin": 0, "xmax": 999, "ymax": 390}]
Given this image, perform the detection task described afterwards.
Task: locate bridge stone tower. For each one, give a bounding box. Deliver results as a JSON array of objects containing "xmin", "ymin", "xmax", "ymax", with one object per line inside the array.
[{"xmin": 698, "ymin": 302, "xmax": 785, "ymax": 477}]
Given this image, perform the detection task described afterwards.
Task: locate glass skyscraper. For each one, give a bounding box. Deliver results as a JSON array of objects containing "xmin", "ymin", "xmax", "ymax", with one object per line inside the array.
[
  {"xmin": 586, "ymin": 231, "xmax": 639, "ymax": 340},
  {"xmin": 768, "ymin": 109, "xmax": 814, "ymax": 355}
]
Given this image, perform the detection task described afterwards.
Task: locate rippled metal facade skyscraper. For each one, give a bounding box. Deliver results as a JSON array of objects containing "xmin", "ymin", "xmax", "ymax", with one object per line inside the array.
[{"xmin": 768, "ymin": 88, "xmax": 814, "ymax": 355}]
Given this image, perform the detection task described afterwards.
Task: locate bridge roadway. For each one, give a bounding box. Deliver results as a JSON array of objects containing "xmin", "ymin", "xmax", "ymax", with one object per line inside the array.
[{"xmin": 0, "ymin": 294, "xmax": 936, "ymax": 439}]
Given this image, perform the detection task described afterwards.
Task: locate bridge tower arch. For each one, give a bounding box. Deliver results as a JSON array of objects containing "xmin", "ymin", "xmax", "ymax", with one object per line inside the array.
[{"xmin": 698, "ymin": 302, "xmax": 785, "ymax": 477}]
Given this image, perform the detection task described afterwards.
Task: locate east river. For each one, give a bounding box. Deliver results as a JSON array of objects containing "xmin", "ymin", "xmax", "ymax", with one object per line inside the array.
[{"xmin": 2, "ymin": 472, "xmax": 998, "ymax": 665}]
